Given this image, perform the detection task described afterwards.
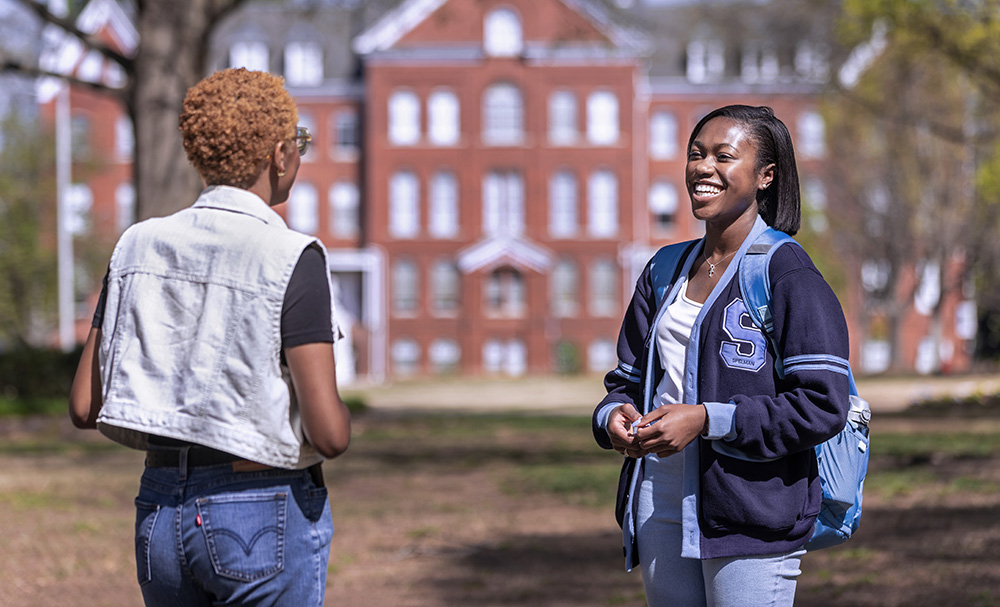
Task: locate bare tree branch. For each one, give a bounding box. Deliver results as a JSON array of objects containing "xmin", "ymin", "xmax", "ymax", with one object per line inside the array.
[
  {"xmin": 1, "ymin": 52, "xmax": 127, "ymax": 100},
  {"xmin": 17, "ymin": 0, "xmax": 134, "ymax": 72}
]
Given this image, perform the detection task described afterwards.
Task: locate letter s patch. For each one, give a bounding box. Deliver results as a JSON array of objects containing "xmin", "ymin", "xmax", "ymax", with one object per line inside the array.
[{"xmin": 719, "ymin": 299, "xmax": 768, "ymax": 371}]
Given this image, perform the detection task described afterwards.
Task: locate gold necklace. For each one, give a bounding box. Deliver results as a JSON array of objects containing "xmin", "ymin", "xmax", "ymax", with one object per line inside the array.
[{"xmin": 704, "ymin": 249, "xmax": 736, "ymax": 277}]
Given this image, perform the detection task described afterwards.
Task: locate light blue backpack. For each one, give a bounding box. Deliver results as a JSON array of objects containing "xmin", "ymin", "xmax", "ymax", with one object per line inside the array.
[{"xmin": 739, "ymin": 227, "xmax": 871, "ymax": 550}]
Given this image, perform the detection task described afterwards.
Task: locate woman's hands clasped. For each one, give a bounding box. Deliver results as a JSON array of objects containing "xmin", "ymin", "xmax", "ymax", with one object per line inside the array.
[{"xmin": 608, "ymin": 403, "xmax": 708, "ymax": 458}]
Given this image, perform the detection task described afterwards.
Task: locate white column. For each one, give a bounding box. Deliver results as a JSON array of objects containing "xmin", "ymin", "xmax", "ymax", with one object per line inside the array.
[{"xmin": 55, "ymin": 84, "xmax": 74, "ymax": 351}]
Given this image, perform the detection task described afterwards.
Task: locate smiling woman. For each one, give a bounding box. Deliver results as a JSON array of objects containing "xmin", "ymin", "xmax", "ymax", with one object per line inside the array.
[{"xmin": 592, "ymin": 105, "xmax": 851, "ymax": 607}]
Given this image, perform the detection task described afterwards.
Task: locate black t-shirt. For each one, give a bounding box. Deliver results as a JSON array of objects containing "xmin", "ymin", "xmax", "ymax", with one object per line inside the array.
[{"xmin": 92, "ymin": 245, "xmax": 334, "ymax": 348}]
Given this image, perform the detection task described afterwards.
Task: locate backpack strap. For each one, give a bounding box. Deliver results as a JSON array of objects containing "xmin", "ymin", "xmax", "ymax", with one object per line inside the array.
[
  {"xmin": 738, "ymin": 228, "xmax": 798, "ymax": 378},
  {"xmin": 649, "ymin": 239, "xmax": 699, "ymax": 305}
]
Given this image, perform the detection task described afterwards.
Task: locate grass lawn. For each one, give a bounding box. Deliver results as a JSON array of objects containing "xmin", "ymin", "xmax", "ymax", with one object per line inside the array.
[{"xmin": 0, "ymin": 396, "xmax": 998, "ymax": 606}]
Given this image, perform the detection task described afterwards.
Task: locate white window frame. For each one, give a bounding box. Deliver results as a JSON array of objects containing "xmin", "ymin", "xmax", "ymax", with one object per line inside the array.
[
  {"xmin": 287, "ymin": 182, "xmax": 318, "ymax": 235},
  {"xmin": 329, "ymin": 182, "xmax": 359, "ymax": 238},
  {"xmin": 587, "ymin": 170, "xmax": 618, "ymax": 238},
  {"xmin": 588, "ymin": 338, "xmax": 617, "ymax": 373},
  {"xmin": 284, "ymin": 41, "xmax": 323, "ymax": 86},
  {"xmin": 428, "ymin": 89, "xmax": 460, "ymax": 146},
  {"xmin": 430, "ymin": 260, "xmax": 460, "ymax": 315},
  {"xmin": 429, "ymin": 170, "xmax": 459, "ymax": 238},
  {"xmin": 331, "ymin": 110, "xmax": 359, "ymax": 158},
  {"xmin": 548, "ymin": 170, "xmax": 578, "ymax": 238},
  {"xmin": 485, "ymin": 267, "xmax": 526, "ymax": 318},
  {"xmin": 429, "ymin": 339, "xmax": 461, "ymax": 374},
  {"xmin": 798, "ymin": 111, "xmax": 827, "ymax": 159},
  {"xmin": 550, "ymin": 259, "xmax": 579, "ymax": 318},
  {"xmin": 548, "ymin": 91, "xmax": 577, "ymax": 145},
  {"xmin": 586, "ymin": 91, "xmax": 618, "ymax": 145},
  {"xmin": 388, "ymin": 90, "xmax": 420, "ymax": 146},
  {"xmin": 589, "ymin": 258, "xmax": 618, "ymax": 317},
  {"xmin": 391, "ymin": 259, "xmax": 419, "ymax": 315},
  {"xmin": 230, "ymin": 40, "xmax": 269, "ymax": 72},
  {"xmin": 649, "ymin": 180, "xmax": 678, "ymax": 232},
  {"xmin": 483, "ymin": 171, "xmax": 524, "ymax": 236},
  {"xmin": 115, "ymin": 182, "xmax": 135, "ymax": 234},
  {"xmin": 687, "ymin": 37, "xmax": 724, "ymax": 83},
  {"xmin": 649, "ymin": 111, "xmax": 677, "ymax": 160},
  {"xmin": 115, "ymin": 115, "xmax": 133, "ymax": 161},
  {"xmin": 484, "ymin": 7, "xmax": 523, "ymax": 57},
  {"xmin": 482, "ymin": 83, "xmax": 523, "ymax": 146},
  {"xmin": 389, "ymin": 171, "xmax": 420, "ymax": 238},
  {"xmin": 391, "ymin": 338, "xmax": 421, "ymax": 376}
]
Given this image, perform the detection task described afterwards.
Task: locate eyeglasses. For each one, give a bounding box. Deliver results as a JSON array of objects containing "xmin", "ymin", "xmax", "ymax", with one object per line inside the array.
[{"xmin": 294, "ymin": 126, "xmax": 312, "ymax": 157}]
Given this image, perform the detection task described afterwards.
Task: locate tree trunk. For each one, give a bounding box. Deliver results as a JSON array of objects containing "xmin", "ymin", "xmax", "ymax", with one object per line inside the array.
[{"xmin": 129, "ymin": 1, "xmax": 231, "ymax": 220}]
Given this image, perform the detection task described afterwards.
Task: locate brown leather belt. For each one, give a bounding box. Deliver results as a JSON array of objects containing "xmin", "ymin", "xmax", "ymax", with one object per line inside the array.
[
  {"xmin": 145, "ymin": 445, "xmax": 249, "ymax": 468},
  {"xmin": 143, "ymin": 444, "xmax": 324, "ymax": 486}
]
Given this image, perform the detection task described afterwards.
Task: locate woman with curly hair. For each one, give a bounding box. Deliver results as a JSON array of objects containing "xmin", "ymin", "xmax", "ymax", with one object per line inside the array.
[{"xmin": 70, "ymin": 68, "xmax": 351, "ymax": 606}]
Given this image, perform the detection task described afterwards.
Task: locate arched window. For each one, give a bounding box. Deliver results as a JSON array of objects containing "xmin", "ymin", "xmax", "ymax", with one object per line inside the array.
[
  {"xmin": 287, "ymin": 182, "xmax": 318, "ymax": 234},
  {"xmin": 115, "ymin": 182, "xmax": 135, "ymax": 233},
  {"xmin": 230, "ymin": 40, "xmax": 269, "ymax": 72},
  {"xmin": 429, "ymin": 170, "xmax": 459, "ymax": 238},
  {"xmin": 483, "ymin": 171, "xmax": 523, "ymax": 236},
  {"xmin": 548, "ymin": 91, "xmax": 577, "ymax": 145},
  {"xmin": 391, "ymin": 338, "xmax": 421, "ymax": 376},
  {"xmin": 687, "ymin": 37, "xmax": 724, "ymax": 83},
  {"xmin": 482, "ymin": 339, "xmax": 526, "ymax": 376},
  {"xmin": 587, "ymin": 170, "xmax": 618, "ymax": 237},
  {"xmin": 484, "ymin": 7, "xmax": 522, "ymax": 57},
  {"xmin": 331, "ymin": 110, "xmax": 359, "ymax": 156},
  {"xmin": 428, "ymin": 89, "xmax": 459, "ymax": 146},
  {"xmin": 649, "ymin": 181, "xmax": 678, "ymax": 231},
  {"xmin": 329, "ymin": 182, "xmax": 359, "ymax": 238},
  {"xmin": 430, "ymin": 260, "xmax": 460, "ymax": 314},
  {"xmin": 115, "ymin": 115, "xmax": 133, "ymax": 160},
  {"xmin": 798, "ymin": 111, "xmax": 826, "ymax": 158},
  {"xmin": 588, "ymin": 338, "xmax": 617, "ymax": 373},
  {"xmin": 485, "ymin": 267, "xmax": 525, "ymax": 317},
  {"xmin": 391, "ymin": 259, "xmax": 419, "ymax": 314},
  {"xmin": 586, "ymin": 91, "xmax": 618, "ymax": 145},
  {"xmin": 548, "ymin": 170, "xmax": 578, "ymax": 238},
  {"xmin": 649, "ymin": 111, "xmax": 677, "ymax": 159},
  {"xmin": 482, "ymin": 83, "xmax": 523, "ymax": 145},
  {"xmin": 66, "ymin": 184, "xmax": 92, "ymax": 235},
  {"xmin": 589, "ymin": 258, "xmax": 618, "ymax": 317},
  {"xmin": 388, "ymin": 90, "xmax": 420, "ymax": 145},
  {"xmin": 550, "ymin": 259, "xmax": 579, "ymax": 317},
  {"xmin": 429, "ymin": 339, "xmax": 461, "ymax": 374},
  {"xmin": 389, "ymin": 171, "xmax": 419, "ymax": 238},
  {"xmin": 284, "ymin": 41, "xmax": 323, "ymax": 86}
]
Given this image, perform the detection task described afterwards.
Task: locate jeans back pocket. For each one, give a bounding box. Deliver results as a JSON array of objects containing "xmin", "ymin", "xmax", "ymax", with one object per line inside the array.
[
  {"xmin": 134, "ymin": 499, "xmax": 161, "ymax": 586},
  {"xmin": 196, "ymin": 491, "xmax": 287, "ymax": 582}
]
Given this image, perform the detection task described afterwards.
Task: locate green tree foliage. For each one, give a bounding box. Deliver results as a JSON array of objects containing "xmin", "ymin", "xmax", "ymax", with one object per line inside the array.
[
  {"xmin": 823, "ymin": 0, "xmax": 1000, "ymax": 370},
  {"xmin": 0, "ymin": 111, "xmax": 57, "ymax": 347}
]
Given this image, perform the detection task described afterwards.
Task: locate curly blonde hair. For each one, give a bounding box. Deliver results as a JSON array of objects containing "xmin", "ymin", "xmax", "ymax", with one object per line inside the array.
[{"xmin": 179, "ymin": 68, "xmax": 298, "ymax": 189}]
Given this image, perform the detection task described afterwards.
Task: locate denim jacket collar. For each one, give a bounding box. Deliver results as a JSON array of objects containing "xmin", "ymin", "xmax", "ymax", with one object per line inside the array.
[{"xmin": 192, "ymin": 186, "xmax": 289, "ymax": 229}]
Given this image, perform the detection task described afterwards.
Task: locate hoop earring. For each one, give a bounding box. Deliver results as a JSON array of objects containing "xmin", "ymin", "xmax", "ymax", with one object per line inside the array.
[{"xmin": 277, "ymin": 170, "xmax": 286, "ymax": 178}]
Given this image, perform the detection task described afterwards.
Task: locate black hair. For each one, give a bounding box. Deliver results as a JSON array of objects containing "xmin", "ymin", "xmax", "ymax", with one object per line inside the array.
[{"xmin": 687, "ymin": 105, "xmax": 801, "ymax": 235}]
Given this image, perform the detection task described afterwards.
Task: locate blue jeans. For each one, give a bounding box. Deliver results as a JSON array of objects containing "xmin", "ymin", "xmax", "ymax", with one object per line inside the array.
[
  {"xmin": 637, "ymin": 455, "xmax": 804, "ymax": 607},
  {"xmin": 134, "ymin": 463, "xmax": 333, "ymax": 607}
]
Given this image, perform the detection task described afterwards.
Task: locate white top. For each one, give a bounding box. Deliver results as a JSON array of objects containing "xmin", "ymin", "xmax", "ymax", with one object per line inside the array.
[{"xmin": 653, "ymin": 276, "xmax": 703, "ymax": 408}]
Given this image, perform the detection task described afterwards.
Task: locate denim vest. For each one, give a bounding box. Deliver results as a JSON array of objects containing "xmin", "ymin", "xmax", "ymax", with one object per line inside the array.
[{"xmin": 97, "ymin": 186, "xmax": 331, "ymax": 470}]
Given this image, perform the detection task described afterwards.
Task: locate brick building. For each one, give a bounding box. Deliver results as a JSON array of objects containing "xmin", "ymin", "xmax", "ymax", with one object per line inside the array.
[{"xmin": 39, "ymin": 0, "xmax": 976, "ymax": 381}]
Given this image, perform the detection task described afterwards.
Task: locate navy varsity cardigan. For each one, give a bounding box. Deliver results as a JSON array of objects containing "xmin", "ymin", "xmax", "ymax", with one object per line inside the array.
[{"xmin": 593, "ymin": 217, "xmax": 851, "ymax": 568}]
